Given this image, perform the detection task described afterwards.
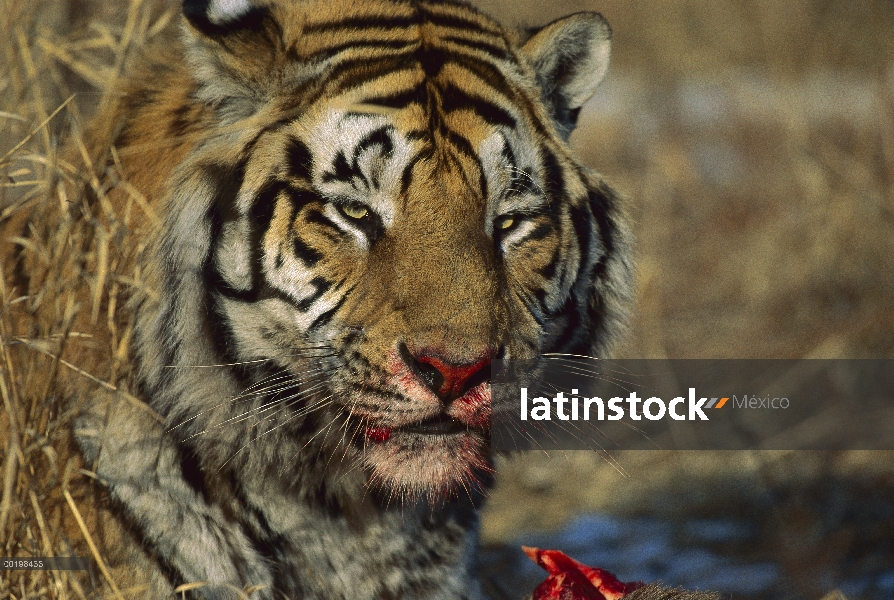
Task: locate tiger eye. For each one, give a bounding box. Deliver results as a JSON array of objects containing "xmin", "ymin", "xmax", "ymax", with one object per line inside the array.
[
  {"xmin": 342, "ymin": 204, "xmax": 369, "ymax": 220},
  {"xmin": 496, "ymin": 216, "xmax": 515, "ymax": 230}
]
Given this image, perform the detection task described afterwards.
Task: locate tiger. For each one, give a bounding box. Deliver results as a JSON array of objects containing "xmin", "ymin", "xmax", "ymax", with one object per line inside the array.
[{"xmin": 4, "ymin": 0, "xmax": 635, "ymax": 597}]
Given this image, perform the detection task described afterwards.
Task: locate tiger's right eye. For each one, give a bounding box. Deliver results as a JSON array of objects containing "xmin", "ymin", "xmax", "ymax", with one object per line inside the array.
[{"xmin": 340, "ymin": 204, "xmax": 369, "ymax": 220}]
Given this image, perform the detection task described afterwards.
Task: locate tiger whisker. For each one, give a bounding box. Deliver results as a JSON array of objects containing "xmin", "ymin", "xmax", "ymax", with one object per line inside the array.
[
  {"xmin": 169, "ymin": 380, "xmax": 301, "ymax": 432},
  {"xmin": 336, "ymin": 419, "xmax": 366, "ymax": 468},
  {"xmin": 164, "ymin": 345, "xmax": 336, "ymax": 370},
  {"xmin": 163, "ymin": 357, "xmax": 275, "ymax": 369},
  {"xmin": 232, "ymin": 374, "xmax": 300, "ymax": 401},
  {"xmin": 175, "ymin": 378, "xmax": 326, "ymax": 436},
  {"xmin": 456, "ymin": 474, "xmax": 477, "ymax": 509},
  {"xmin": 278, "ymin": 396, "xmax": 341, "ymax": 474},
  {"xmin": 503, "ymin": 165, "xmax": 545, "ymax": 196},
  {"xmin": 251, "ymin": 386, "xmax": 335, "ymax": 425},
  {"xmin": 231, "ymin": 366, "xmax": 336, "ymax": 400},
  {"xmin": 228, "ymin": 378, "xmax": 339, "ymax": 427},
  {"xmin": 170, "ymin": 364, "xmax": 340, "ymax": 432},
  {"xmin": 541, "ymin": 352, "xmax": 601, "ymax": 358},
  {"xmin": 331, "ymin": 422, "xmax": 367, "ymax": 487},
  {"xmin": 219, "ymin": 395, "xmax": 337, "ymax": 474}
]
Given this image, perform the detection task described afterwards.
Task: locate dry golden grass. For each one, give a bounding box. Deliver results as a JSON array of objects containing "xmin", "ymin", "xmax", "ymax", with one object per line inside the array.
[
  {"xmin": 1, "ymin": 0, "xmax": 893, "ymax": 599},
  {"xmin": 2, "ymin": 1, "xmax": 171, "ymax": 597}
]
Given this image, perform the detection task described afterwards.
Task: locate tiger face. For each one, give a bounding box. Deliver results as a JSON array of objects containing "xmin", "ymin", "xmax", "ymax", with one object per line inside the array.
[{"xmin": 136, "ymin": 0, "xmax": 631, "ymax": 505}]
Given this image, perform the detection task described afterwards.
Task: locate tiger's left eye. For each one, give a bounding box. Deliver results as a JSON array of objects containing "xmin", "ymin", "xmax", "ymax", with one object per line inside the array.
[
  {"xmin": 340, "ymin": 204, "xmax": 369, "ymax": 220},
  {"xmin": 495, "ymin": 215, "xmax": 516, "ymax": 230}
]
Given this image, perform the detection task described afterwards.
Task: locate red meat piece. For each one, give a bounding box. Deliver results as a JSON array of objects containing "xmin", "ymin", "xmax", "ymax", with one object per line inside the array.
[{"xmin": 523, "ymin": 546, "xmax": 643, "ymax": 600}]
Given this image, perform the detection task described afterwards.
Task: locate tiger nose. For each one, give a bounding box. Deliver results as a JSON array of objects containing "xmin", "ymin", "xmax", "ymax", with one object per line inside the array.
[{"xmin": 403, "ymin": 346, "xmax": 492, "ymax": 401}]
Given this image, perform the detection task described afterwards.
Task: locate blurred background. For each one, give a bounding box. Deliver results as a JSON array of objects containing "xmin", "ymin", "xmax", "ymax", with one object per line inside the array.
[{"xmin": 2, "ymin": 0, "xmax": 893, "ymax": 599}]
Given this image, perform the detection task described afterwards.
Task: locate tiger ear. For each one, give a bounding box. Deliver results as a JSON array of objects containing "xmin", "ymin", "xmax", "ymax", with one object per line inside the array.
[
  {"xmin": 181, "ymin": 0, "xmax": 284, "ymax": 110},
  {"xmin": 183, "ymin": 0, "xmax": 271, "ymax": 37},
  {"xmin": 521, "ymin": 12, "xmax": 612, "ymax": 138}
]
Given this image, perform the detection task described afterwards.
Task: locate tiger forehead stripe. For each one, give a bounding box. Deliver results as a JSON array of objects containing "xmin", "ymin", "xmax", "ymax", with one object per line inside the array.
[
  {"xmin": 277, "ymin": 3, "xmax": 522, "ymax": 111},
  {"xmin": 300, "ymin": 1, "xmax": 502, "ymax": 36}
]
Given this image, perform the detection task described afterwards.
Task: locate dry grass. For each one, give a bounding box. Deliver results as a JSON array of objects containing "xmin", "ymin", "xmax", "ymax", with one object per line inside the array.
[
  {"xmin": 1, "ymin": 1, "xmax": 171, "ymax": 597},
  {"xmin": 1, "ymin": 0, "xmax": 893, "ymax": 599}
]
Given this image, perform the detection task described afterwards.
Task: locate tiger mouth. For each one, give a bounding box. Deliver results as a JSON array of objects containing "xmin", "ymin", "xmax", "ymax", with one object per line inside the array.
[{"xmin": 397, "ymin": 414, "xmax": 472, "ymax": 436}]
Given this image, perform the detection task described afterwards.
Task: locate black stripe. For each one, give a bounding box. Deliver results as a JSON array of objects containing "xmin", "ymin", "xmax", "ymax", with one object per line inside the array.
[
  {"xmin": 406, "ymin": 130, "xmax": 430, "ymax": 142},
  {"xmin": 442, "ymin": 129, "xmax": 478, "ymax": 166},
  {"xmin": 284, "ymin": 189, "xmax": 324, "ymax": 214},
  {"xmin": 439, "ymin": 83, "xmax": 516, "ymax": 129},
  {"xmin": 249, "ymin": 182, "xmax": 283, "ymax": 242},
  {"xmin": 326, "ymin": 56, "xmax": 418, "ymax": 102},
  {"xmin": 524, "ymin": 221, "xmax": 554, "ymax": 243},
  {"xmin": 587, "ymin": 185, "xmax": 616, "ymax": 257},
  {"xmin": 292, "ymin": 236, "xmax": 323, "ymax": 267},
  {"xmin": 438, "ymin": 35, "xmax": 511, "ymax": 62},
  {"xmin": 212, "ymin": 277, "xmax": 324, "ymax": 312},
  {"xmin": 352, "ymin": 126, "xmax": 394, "ymax": 190},
  {"xmin": 303, "ymin": 15, "xmax": 420, "ymax": 34},
  {"xmin": 540, "ymin": 150, "xmax": 565, "ymax": 201},
  {"xmin": 516, "ymin": 289, "xmax": 546, "ymax": 328},
  {"xmin": 443, "ymin": 129, "xmax": 485, "ymax": 195},
  {"xmin": 208, "ymin": 182, "xmax": 320, "ymax": 302},
  {"xmin": 437, "ymin": 51, "xmax": 514, "ymax": 97},
  {"xmin": 286, "ymin": 138, "xmax": 313, "ymax": 180},
  {"xmin": 400, "ymin": 144, "xmax": 436, "ymax": 196},
  {"xmin": 167, "ymin": 103, "xmax": 194, "ymax": 138},
  {"xmin": 234, "ymin": 490, "xmax": 295, "ymax": 588},
  {"xmin": 442, "ymin": 51, "xmax": 560, "ymax": 150},
  {"xmin": 250, "ymin": 184, "xmax": 310, "ymax": 295},
  {"xmin": 419, "ymin": 47, "xmax": 447, "ymax": 78},
  {"xmin": 517, "ymin": 168, "xmax": 541, "ymax": 197},
  {"xmin": 537, "ymin": 249, "xmax": 560, "ymax": 279},
  {"xmin": 419, "ymin": 5, "xmax": 501, "ymax": 36},
  {"xmin": 534, "ymin": 287, "xmax": 552, "ymax": 317},
  {"xmin": 364, "ymin": 86, "xmax": 427, "ymax": 109},
  {"xmin": 212, "ymin": 281, "xmax": 260, "ymax": 303},
  {"xmin": 568, "ymin": 202, "xmax": 593, "ymax": 282},
  {"xmin": 177, "ymin": 444, "xmax": 207, "ymax": 495},
  {"xmin": 205, "ymin": 162, "xmax": 254, "ymax": 297},
  {"xmin": 588, "ymin": 256, "xmax": 608, "ymax": 284},
  {"xmin": 400, "ymin": 159, "xmax": 416, "ymax": 196},
  {"xmin": 295, "ymin": 277, "xmax": 333, "ymax": 311},
  {"xmin": 356, "ymin": 126, "xmax": 394, "ymax": 159},
  {"xmin": 304, "ymin": 209, "xmax": 342, "ymax": 235},
  {"xmin": 501, "ymin": 138, "xmax": 517, "ymax": 175},
  {"xmin": 310, "ymin": 39, "xmax": 418, "ymax": 61},
  {"xmin": 552, "ymin": 304, "xmax": 581, "ymax": 353},
  {"xmin": 308, "ymin": 290, "xmax": 351, "ymax": 330},
  {"xmin": 323, "ymin": 150, "xmax": 359, "ymax": 184},
  {"xmin": 263, "ymin": 285, "xmax": 317, "ymax": 311}
]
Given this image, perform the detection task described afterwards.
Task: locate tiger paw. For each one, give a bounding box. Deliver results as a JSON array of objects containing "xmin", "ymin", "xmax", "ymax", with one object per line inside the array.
[{"xmin": 523, "ymin": 546, "xmax": 642, "ymax": 600}]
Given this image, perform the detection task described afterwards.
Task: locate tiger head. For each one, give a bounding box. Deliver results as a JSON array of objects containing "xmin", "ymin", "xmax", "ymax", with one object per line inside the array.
[{"xmin": 138, "ymin": 0, "xmax": 632, "ymax": 504}]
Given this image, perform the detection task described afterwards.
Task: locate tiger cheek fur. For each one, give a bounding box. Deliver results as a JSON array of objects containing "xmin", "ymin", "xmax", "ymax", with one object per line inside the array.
[{"xmin": 22, "ymin": 0, "xmax": 633, "ymax": 597}]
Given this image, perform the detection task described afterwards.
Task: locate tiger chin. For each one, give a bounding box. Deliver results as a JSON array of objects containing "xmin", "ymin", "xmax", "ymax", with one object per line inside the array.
[{"xmin": 9, "ymin": 0, "xmax": 635, "ymax": 597}]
